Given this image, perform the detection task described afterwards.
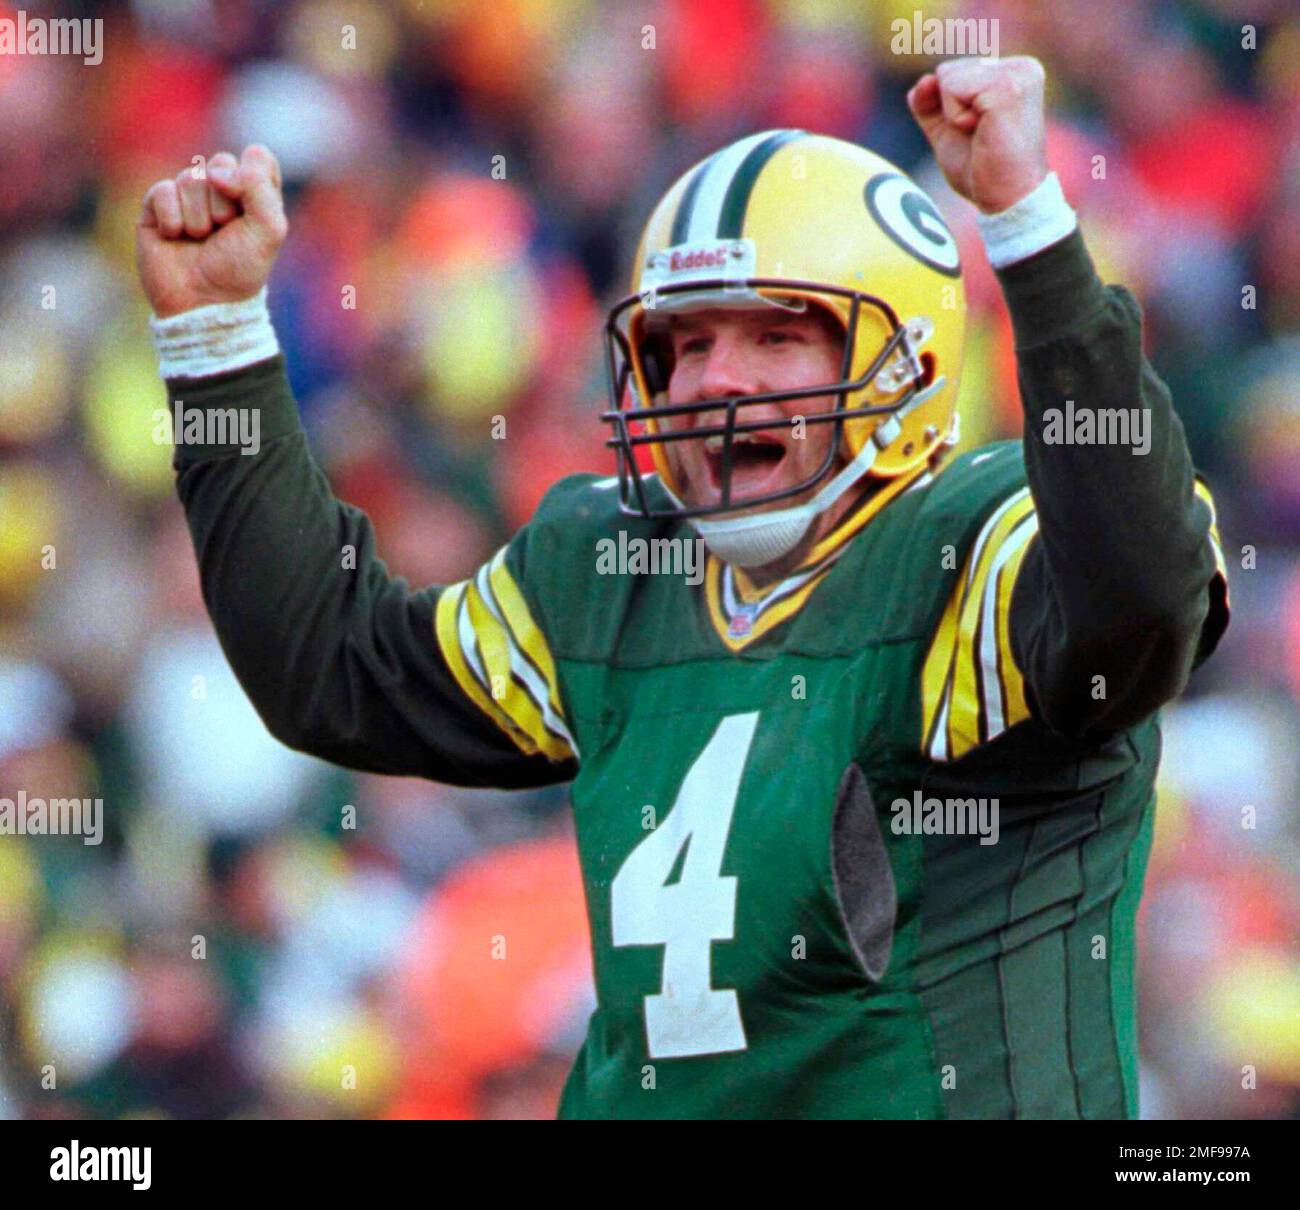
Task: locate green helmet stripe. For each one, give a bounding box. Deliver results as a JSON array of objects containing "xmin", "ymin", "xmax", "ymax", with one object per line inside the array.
[
  {"xmin": 670, "ymin": 154, "xmax": 716, "ymax": 245},
  {"xmin": 715, "ymin": 129, "xmax": 804, "ymax": 240}
]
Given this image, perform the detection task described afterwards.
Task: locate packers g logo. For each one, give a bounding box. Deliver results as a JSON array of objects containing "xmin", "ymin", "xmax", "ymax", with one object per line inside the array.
[{"xmin": 864, "ymin": 173, "xmax": 961, "ymax": 277}]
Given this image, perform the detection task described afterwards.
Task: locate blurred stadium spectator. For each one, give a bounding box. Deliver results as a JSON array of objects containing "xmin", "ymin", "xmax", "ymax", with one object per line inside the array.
[{"xmin": 0, "ymin": 0, "xmax": 1295, "ymax": 1119}]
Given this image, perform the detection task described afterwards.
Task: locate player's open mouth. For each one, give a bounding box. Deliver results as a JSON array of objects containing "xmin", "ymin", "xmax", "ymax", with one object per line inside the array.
[{"xmin": 703, "ymin": 432, "xmax": 788, "ymax": 495}]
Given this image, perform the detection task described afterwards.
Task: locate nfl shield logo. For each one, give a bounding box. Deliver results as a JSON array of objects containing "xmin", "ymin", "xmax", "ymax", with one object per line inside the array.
[{"xmin": 729, "ymin": 606, "xmax": 757, "ymax": 638}]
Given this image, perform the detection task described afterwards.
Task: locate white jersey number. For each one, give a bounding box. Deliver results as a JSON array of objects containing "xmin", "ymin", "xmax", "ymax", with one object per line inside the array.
[{"xmin": 610, "ymin": 712, "xmax": 757, "ymax": 1058}]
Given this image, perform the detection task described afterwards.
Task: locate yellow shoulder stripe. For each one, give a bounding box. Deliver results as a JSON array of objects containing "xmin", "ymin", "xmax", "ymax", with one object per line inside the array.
[
  {"xmin": 922, "ymin": 476, "xmax": 1228, "ymax": 762},
  {"xmin": 1193, "ymin": 478, "xmax": 1229, "ymax": 588},
  {"xmin": 434, "ymin": 581, "xmax": 537, "ymax": 755},
  {"xmin": 487, "ymin": 549, "xmax": 567, "ymax": 719},
  {"xmin": 922, "ymin": 487, "xmax": 1039, "ymax": 762},
  {"xmin": 995, "ymin": 532, "xmax": 1036, "ymax": 728},
  {"xmin": 433, "ymin": 553, "xmax": 577, "ymax": 763}
]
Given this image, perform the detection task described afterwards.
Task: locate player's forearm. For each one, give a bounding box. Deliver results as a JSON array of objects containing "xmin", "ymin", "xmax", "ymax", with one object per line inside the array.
[
  {"xmin": 166, "ymin": 354, "xmax": 548, "ymax": 784},
  {"xmin": 999, "ymin": 231, "xmax": 1217, "ymax": 733},
  {"xmin": 169, "ymin": 354, "xmax": 423, "ymax": 769}
]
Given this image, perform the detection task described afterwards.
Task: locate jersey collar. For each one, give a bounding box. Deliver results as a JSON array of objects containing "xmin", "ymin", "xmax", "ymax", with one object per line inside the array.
[{"xmin": 703, "ymin": 463, "xmax": 932, "ymax": 652}]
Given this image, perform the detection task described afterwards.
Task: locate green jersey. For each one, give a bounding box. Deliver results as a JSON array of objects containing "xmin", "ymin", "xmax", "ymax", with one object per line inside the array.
[{"xmin": 431, "ymin": 450, "xmax": 1220, "ymax": 1120}]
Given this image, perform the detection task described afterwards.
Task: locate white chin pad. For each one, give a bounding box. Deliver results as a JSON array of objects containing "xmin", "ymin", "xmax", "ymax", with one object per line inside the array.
[
  {"xmin": 692, "ymin": 511, "xmax": 811, "ymax": 568},
  {"xmin": 675, "ymin": 437, "xmax": 881, "ymax": 569}
]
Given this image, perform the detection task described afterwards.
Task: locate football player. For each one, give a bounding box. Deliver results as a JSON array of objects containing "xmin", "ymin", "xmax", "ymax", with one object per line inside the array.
[{"xmin": 136, "ymin": 56, "xmax": 1229, "ymax": 1118}]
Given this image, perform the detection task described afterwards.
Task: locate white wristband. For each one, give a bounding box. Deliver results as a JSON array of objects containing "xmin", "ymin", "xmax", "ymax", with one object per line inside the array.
[
  {"xmin": 976, "ymin": 172, "xmax": 1078, "ymax": 269},
  {"xmin": 150, "ymin": 288, "xmax": 279, "ymax": 379}
]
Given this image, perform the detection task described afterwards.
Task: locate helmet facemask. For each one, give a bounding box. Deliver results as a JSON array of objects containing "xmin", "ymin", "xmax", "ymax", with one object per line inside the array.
[{"xmin": 601, "ymin": 278, "xmax": 937, "ymax": 522}]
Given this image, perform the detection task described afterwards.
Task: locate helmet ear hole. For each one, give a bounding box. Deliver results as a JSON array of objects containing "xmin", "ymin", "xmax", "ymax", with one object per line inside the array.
[
  {"xmin": 641, "ymin": 339, "xmax": 671, "ymax": 396},
  {"xmin": 918, "ymin": 352, "xmax": 936, "ymax": 388}
]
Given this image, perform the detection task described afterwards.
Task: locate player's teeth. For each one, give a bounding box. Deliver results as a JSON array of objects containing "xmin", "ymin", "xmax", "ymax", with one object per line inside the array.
[{"xmin": 705, "ymin": 435, "xmax": 761, "ymax": 454}]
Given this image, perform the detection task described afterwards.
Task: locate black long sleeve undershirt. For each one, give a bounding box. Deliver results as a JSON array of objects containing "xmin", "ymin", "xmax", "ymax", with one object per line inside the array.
[
  {"xmin": 169, "ymin": 357, "xmax": 573, "ymax": 788},
  {"xmin": 1000, "ymin": 230, "xmax": 1227, "ymax": 738}
]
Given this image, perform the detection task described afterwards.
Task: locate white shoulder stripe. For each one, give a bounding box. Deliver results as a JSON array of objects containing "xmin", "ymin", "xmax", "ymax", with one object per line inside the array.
[
  {"xmin": 957, "ymin": 486, "xmax": 1031, "ymax": 606},
  {"xmin": 473, "ymin": 565, "xmax": 578, "ymax": 752},
  {"xmin": 977, "ymin": 514, "xmax": 1039, "ymax": 738},
  {"xmin": 925, "ymin": 485, "xmax": 1033, "ymax": 762}
]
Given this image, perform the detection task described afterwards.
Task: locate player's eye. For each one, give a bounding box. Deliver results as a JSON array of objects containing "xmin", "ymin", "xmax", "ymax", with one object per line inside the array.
[
  {"xmin": 677, "ymin": 334, "xmax": 712, "ymax": 356},
  {"xmin": 759, "ymin": 327, "xmax": 800, "ymax": 346}
]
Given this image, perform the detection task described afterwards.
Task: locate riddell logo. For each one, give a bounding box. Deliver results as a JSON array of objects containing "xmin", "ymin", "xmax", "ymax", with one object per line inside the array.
[
  {"xmin": 642, "ymin": 239, "xmax": 759, "ymax": 297},
  {"xmin": 668, "ymin": 247, "xmax": 731, "ymax": 273},
  {"xmin": 641, "ymin": 238, "xmax": 755, "ymax": 293}
]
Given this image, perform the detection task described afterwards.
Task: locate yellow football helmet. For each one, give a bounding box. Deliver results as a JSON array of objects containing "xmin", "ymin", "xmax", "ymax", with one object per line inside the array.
[{"xmin": 603, "ymin": 129, "xmax": 966, "ymax": 526}]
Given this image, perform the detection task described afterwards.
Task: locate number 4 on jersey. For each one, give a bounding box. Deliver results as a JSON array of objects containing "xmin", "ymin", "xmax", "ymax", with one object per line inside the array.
[{"xmin": 610, "ymin": 712, "xmax": 758, "ymax": 1059}]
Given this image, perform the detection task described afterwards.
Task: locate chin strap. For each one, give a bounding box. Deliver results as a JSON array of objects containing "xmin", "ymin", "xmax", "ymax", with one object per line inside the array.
[{"xmin": 663, "ymin": 436, "xmax": 880, "ymax": 568}]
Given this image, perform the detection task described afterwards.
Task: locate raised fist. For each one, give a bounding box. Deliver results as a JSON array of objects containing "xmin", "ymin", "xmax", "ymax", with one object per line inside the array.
[
  {"xmin": 135, "ymin": 144, "xmax": 288, "ymax": 319},
  {"xmin": 907, "ymin": 56, "xmax": 1049, "ymax": 215}
]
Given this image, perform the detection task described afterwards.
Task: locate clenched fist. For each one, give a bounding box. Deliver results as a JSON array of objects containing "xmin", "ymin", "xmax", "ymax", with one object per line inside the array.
[
  {"xmin": 907, "ymin": 56, "xmax": 1049, "ymax": 215},
  {"xmin": 136, "ymin": 144, "xmax": 288, "ymax": 319}
]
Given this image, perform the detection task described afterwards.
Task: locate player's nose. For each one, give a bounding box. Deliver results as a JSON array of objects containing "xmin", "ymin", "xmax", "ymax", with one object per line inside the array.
[{"xmin": 694, "ymin": 335, "xmax": 759, "ymax": 403}]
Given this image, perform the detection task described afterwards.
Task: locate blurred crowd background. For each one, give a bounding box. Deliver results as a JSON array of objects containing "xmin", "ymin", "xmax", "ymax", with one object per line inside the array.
[{"xmin": 0, "ymin": 0, "xmax": 1297, "ymax": 1120}]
